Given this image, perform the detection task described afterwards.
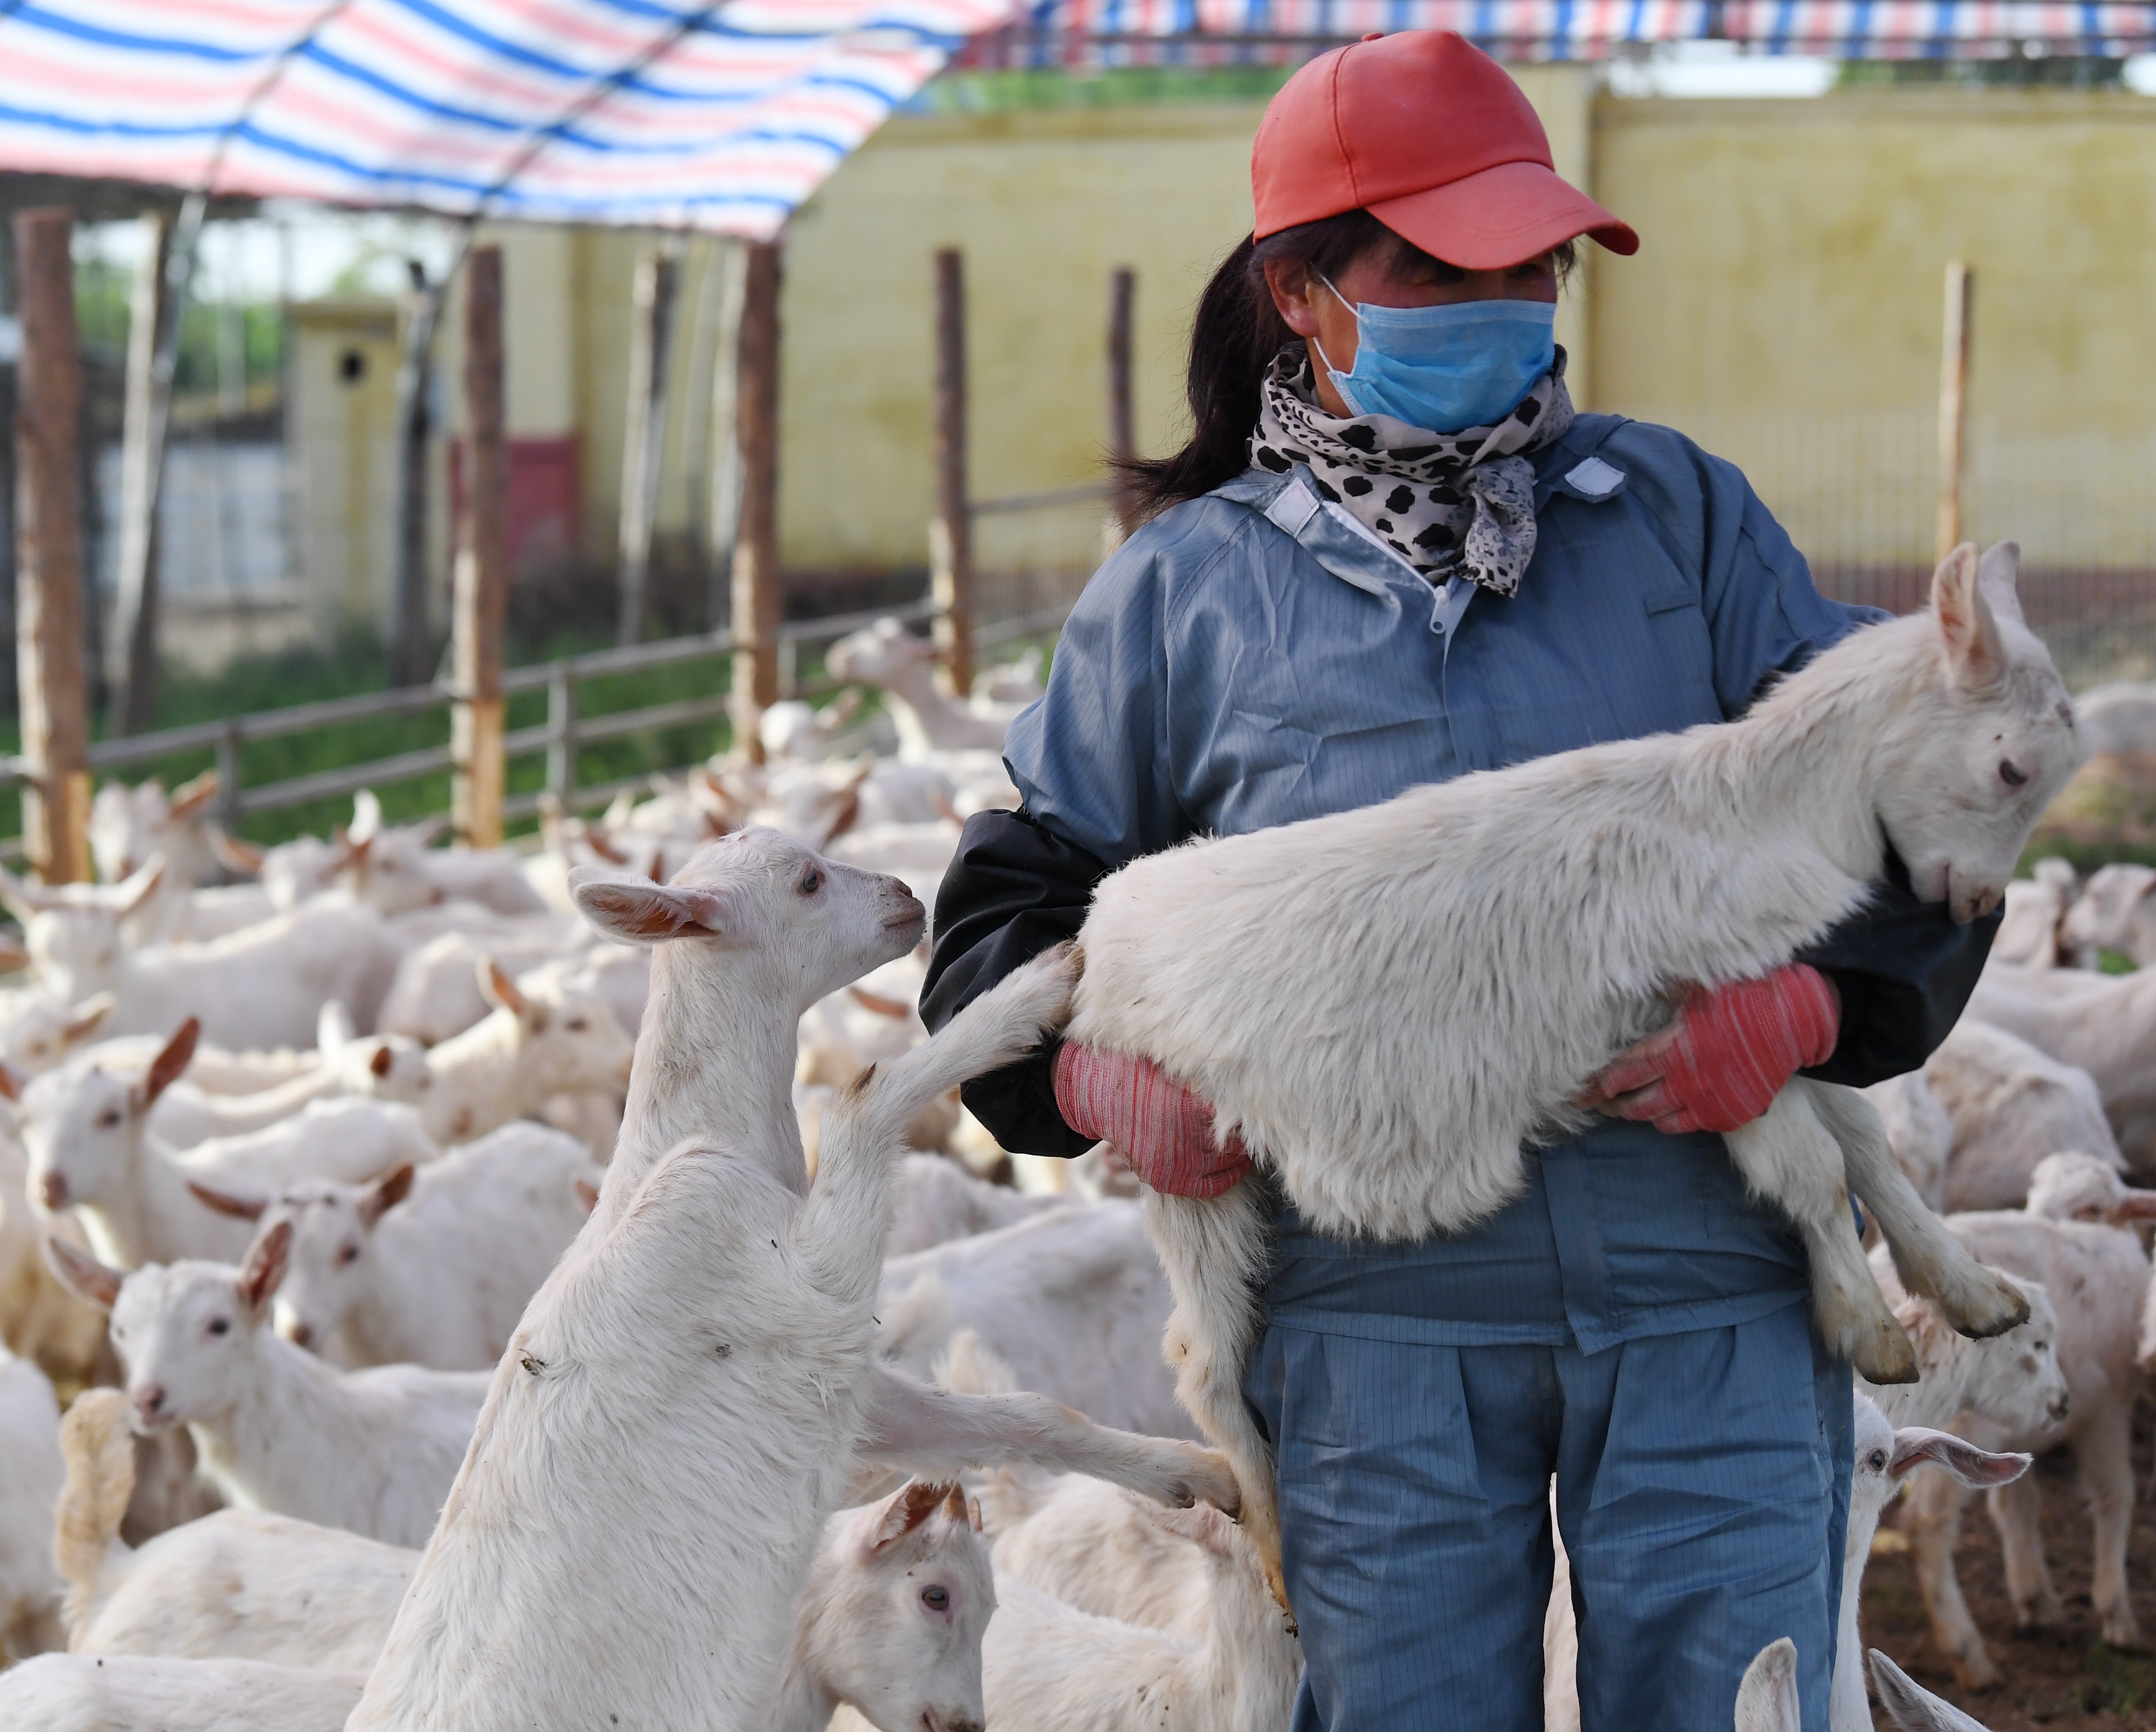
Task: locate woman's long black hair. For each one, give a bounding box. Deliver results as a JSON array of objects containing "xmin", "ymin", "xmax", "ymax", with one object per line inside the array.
[{"xmin": 1115, "ymin": 215, "xmax": 1575, "ymax": 522}]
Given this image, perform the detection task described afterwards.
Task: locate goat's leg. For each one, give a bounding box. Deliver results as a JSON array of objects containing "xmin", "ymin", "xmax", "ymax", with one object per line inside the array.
[
  {"xmin": 2076, "ymin": 1408, "xmax": 2145, "ymax": 1650},
  {"xmin": 1725, "ymin": 1087, "xmax": 1917, "ymax": 1383},
  {"xmin": 860, "ymin": 1360, "xmax": 1239, "ymax": 1513},
  {"xmin": 1905, "ymin": 1467, "xmax": 2000, "ymax": 1689},
  {"xmin": 1986, "ymin": 1472, "xmax": 2066, "ymax": 1632},
  {"xmin": 1805, "ymin": 1080, "xmax": 2030, "ymax": 1341},
  {"xmin": 798, "ymin": 945, "xmax": 1077, "ymax": 1300},
  {"xmin": 1143, "ymin": 1183, "xmax": 1289, "ymax": 1611}
]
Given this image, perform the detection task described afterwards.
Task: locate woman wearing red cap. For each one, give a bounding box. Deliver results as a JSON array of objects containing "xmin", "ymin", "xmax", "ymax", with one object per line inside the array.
[{"xmin": 925, "ymin": 32, "xmax": 1992, "ymax": 1731}]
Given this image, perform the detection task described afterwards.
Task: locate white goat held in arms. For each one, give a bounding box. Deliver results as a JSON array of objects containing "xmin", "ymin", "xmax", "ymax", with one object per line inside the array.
[{"xmin": 1065, "ymin": 541, "xmax": 2083, "ymax": 1602}]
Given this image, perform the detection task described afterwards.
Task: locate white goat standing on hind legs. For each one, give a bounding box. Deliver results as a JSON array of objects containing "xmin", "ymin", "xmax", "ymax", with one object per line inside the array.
[
  {"xmin": 1063, "ymin": 540, "xmax": 2086, "ymax": 1605},
  {"xmin": 349, "ymin": 833, "xmax": 1231, "ymax": 1732}
]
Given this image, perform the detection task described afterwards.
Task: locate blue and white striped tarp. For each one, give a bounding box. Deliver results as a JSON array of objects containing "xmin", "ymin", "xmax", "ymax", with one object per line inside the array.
[
  {"xmin": 956, "ymin": 0, "xmax": 2156, "ymax": 65},
  {"xmin": 0, "ymin": 0, "xmax": 1021, "ymax": 237}
]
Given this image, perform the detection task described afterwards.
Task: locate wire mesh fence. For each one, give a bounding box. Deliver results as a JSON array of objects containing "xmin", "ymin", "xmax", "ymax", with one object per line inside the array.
[{"xmin": 1679, "ymin": 408, "xmax": 2156, "ymax": 688}]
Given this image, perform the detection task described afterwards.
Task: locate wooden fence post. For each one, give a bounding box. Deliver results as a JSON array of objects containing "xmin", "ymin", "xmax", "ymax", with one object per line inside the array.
[
  {"xmin": 1935, "ymin": 259, "xmax": 1973, "ymax": 563},
  {"xmin": 389, "ymin": 258, "xmax": 448, "ymax": 688},
  {"xmin": 451, "ymin": 244, "xmax": 507, "ymax": 849},
  {"xmin": 729, "ymin": 241, "xmax": 783, "ymax": 765},
  {"xmin": 1105, "ymin": 264, "xmax": 1137, "ymax": 544},
  {"xmin": 110, "ymin": 208, "xmax": 175, "ymax": 736},
  {"xmin": 930, "ymin": 247, "xmax": 973, "ymax": 698},
  {"xmin": 12, "ymin": 210, "xmax": 91, "ymax": 885},
  {"xmin": 617, "ymin": 240, "xmax": 681, "ymax": 647}
]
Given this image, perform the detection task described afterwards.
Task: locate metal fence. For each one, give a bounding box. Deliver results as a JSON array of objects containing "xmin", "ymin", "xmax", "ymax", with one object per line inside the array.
[{"xmin": 0, "ymin": 594, "xmax": 1072, "ymax": 865}]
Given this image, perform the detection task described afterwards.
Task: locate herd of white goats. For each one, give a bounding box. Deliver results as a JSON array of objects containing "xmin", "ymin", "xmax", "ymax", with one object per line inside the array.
[{"xmin": 0, "ymin": 612, "xmax": 2142, "ymax": 1730}]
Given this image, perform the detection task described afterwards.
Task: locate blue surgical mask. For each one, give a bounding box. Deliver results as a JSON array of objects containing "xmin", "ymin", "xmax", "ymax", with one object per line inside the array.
[{"xmin": 1312, "ymin": 277, "xmax": 1557, "ymax": 435}]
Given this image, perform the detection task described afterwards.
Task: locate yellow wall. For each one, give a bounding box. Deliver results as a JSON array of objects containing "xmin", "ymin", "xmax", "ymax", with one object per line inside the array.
[
  {"xmin": 1592, "ymin": 90, "xmax": 2156, "ymax": 567},
  {"xmin": 301, "ymin": 75, "xmax": 2156, "ymax": 637}
]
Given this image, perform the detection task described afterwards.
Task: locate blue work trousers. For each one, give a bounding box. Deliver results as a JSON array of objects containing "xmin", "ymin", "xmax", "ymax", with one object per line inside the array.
[{"xmin": 1243, "ymin": 1302, "xmax": 1853, "ymax": 1732}]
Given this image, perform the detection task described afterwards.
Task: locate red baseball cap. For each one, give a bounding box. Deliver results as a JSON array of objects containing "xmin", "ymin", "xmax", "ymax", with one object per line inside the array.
[{"xmin": 1252, "ymin": 31, "xmax": 1638, "ymax": 270}]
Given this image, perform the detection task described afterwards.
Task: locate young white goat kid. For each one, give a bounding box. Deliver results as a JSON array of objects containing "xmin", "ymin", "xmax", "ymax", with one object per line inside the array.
[
  {"xmin": 55, "ymin": 1388, "xmax": 414, "ymax": 1670},
  {"xmin": 349, "ymin": 835, "xmax": 1226, "ymax": 1732},
  {"xmin": 51, "ymin": 1386, "xmax": 993, "ymax": 1732},
  {"xmin": 189, "ymin": 1121, "xmax": 603, "ymax": 1369},
  {"xmin": 45, "ymin": 1226, "xmax": 487, "ymax": 1547},
  {"xmin": 1067, "ymin": 543, "xmax": 2078, "ymax": 1595},
  {"xmin": 23, "ymin": 1021, "xmax": 439, "ymax": 1269},
  {"xmin": 0, "ymin": 1339, "xmax": 63, "ymax": 1659}
]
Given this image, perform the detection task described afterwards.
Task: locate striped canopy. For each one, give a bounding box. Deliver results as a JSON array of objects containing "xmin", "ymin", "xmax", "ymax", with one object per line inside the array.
[
  {"xmin": 0, "ymin": 0, "xmax": 1017, "ymax": 238},
  {"xmin": 958, "ymin": 0, "xmax": 2156, "ymax": 65}
]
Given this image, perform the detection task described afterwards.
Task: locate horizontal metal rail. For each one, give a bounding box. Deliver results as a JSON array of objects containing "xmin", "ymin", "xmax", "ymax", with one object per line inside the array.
[
  {"xmin": 968, "ymin": 483, "xmax": 1109, "ymax": 519},
  {"xmin": 0, "ymin": 591, "xmax": 1066, "ymax": 861}
]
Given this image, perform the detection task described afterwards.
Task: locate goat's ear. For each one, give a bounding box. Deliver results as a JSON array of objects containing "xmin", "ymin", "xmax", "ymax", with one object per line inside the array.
[
  {"xmin": 211, "ymin": 830, "xmax": 265, "ymax": 877},
  {"xmin": 237, "ymin": 1220, "xmax": 293, "ymax": 1315},
  {"xmin": 1975, "ymin": 538, "xmax": 2027, "ymax": 631},
  {"xmin": 0, "ymin": 862, "xmax": 49, "ymax": 926},
  {"xmin": 43, "ymin": 1235, "xmax": 123, "ymax": 1311},
  {"xmin": 136, "ymin": 1018, "xmax": 199, "ymax": 1112},
  {"xmin": 62, "ymin": 993, "xmax": 116, "ymax": 1049},
  {"xmin": 1890, "ymin": 1429, "xmax": 2031, "ymax": 1490},
  {"xmin": 869, "ymin": 1480, "xmax": 952, "ymax": 1554},
  {"xmin": 367, "ymin": 1041, "xmax": 396, "ymax": 1081},
  {"xmin": 187, "ymin": 1179, "xmax": 267, "ymax": 1221},
  {"xmin": 1733, "ymin": 1638, "xmax": 1802, "ymax": 1732},
  {"xmin": 114, "ymin": 857, "xmax": 167, "ymax": 921},
  {"xmin": 1932, "ymin": 542, "xmax": 2009, "ymax": 693},
  {"xmin": 167, "ymin": 770, "xmax": 220, "ymax": 825},
  {"xmin": 0, "ymin": 1061, "xmax": 19, "ymax": 1102},
  {"xmin": 1868, "ymin": 1649, "xmax": 1989, "ymax": 1732},
  {"xmin": 358, "ymin": 1164, "xmax": 415, "ymax": 1226},
  {"xmin": 349, "ymin": 790, "xmax": 383, "ymax": 847},
  {"xmin": 2106, "ymin": 1184, "xmax": 2156, "ymax": 1222},
  {"xmin": 476, "ymin": 956, "xmax": 528, "ymax": 1018},
  {"xmin": 569, "ymin": 868, "xmax": 737, "ymax": 944}
]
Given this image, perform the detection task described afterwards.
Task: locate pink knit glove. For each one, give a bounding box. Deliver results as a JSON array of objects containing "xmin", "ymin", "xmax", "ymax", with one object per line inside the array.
[
  {"xmin": 1052, "ymin": 1042, "xmax": 1251, "ymax": 1199},
  {"xmin": 1582, "ymin": 964, "xmax": 1841, "ymax": 1136}
]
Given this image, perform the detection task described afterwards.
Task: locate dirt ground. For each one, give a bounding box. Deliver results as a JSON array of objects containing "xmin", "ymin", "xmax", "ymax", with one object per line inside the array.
[{"xmin": 1861, "ymin": 1405, "xmax": 2156, "ymax": 1728}]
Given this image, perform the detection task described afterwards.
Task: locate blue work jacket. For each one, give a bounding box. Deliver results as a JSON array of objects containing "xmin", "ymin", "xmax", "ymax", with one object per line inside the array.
[{"xmin": 923, "ymin": 413, "xmax": 1995, "ymax": 1351}]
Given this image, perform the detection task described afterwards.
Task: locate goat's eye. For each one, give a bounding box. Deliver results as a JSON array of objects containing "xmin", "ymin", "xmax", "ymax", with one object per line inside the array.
[
  {"xmin": 337, "ymin": 1242, "xmax": 361, "ymax": 1265},
  {"xmin": 566, "ymin": 1018, "xmax": 587, "ymax": 1032},
  {"xmin": 798, "ymin": 868, "xmax": 821, "ymax": 896},
  {"xmin": 207, "ymin": 1317, "xmax": 230, "ymax": 1336},
  {"xmin": 1999, "ymin": 758, "xmax": 2029, "ymax": 788},
  {"xmin": 1866, "ymin": 1450, "xmax": 1888, "ymax": 1473},
  {"xmin": 920, "ymin": 1585, "xmax": 949, "ymax": 1611},
  {"xmin": 96, "ymin": 1109, "xmax": 122, "ymax": 1130}
]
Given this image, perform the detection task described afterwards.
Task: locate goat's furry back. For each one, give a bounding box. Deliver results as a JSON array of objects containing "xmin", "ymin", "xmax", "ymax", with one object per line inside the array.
[{"xmin": 54, "ymin": 1389, "xmax": 135, "ymax": 1634}]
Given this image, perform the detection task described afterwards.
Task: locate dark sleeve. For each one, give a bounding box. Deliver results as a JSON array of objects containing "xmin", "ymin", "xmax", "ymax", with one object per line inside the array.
[
  {"xmin": 919, "ymin": 806, "xmax": 1112, "ymax": 1158},
  {"xmin": 1797, "ymin": 849, "xmax": 2001, "ymax": 1087}
]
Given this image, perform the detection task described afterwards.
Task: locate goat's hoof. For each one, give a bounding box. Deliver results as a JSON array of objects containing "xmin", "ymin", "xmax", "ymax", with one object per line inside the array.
[
  {"xmin": 1843, "ymin": 1315, "xmax": 1920, "ymax": 1385},
  {"xmin": 2100, "ymin": 1613, "xmax": 2147, "ymax": 1652},
  {"xmin": 1955, "ymin": 1654, "xmax": 2001, "ymax": 1692},
  {"xmin": 1938, "ymin": 1269, "xmax": 2032, "ymax": 1341}
]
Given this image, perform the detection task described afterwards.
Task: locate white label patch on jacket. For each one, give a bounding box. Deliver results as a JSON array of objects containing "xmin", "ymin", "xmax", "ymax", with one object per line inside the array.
[{"xmin": 1564, "ymin": 456, "xmax": 1626, "ymax": 499}]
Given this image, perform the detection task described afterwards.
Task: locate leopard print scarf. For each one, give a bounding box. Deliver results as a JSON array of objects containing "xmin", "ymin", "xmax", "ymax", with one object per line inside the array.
[{"xmin": 1248, "ymin": 346, "xmax": 1575, "ymax": 596}]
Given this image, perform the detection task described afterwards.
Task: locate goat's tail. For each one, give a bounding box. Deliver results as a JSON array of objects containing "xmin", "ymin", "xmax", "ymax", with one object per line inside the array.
[
  {"xmin": 54, "ymin": 1388, "xmax": 135, "ymax": 1634},
  {"xmin": 1146, "ymin": 1182, "xmax": 1291, "ymax": 1618},
  {"xmin": 933, "ymin": 1328, "xmax": 1048, "ymax": 1532}
]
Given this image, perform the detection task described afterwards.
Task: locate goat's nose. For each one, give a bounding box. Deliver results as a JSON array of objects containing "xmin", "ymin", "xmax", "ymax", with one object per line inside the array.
[
  {"xmin": 134, "ymin": 1385, "xmax": 165, "ymax": 1422},
  {"xmin": 35, "ymin": 1171, "xmax": 66, "ymax": 1210},
  {"xmin": 287, "ymin": 1320, "xmax": 314, "ymax": 1350},
  {"xmin": 2051, "ymin": 1396, "xmax": 2071, "ymax": 1422}
]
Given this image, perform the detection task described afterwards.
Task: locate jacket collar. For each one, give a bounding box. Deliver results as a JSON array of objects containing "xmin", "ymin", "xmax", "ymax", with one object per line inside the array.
[{"xmin": 1214, "ymin": 413, "xmax": 1633, "ymax": 599}]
